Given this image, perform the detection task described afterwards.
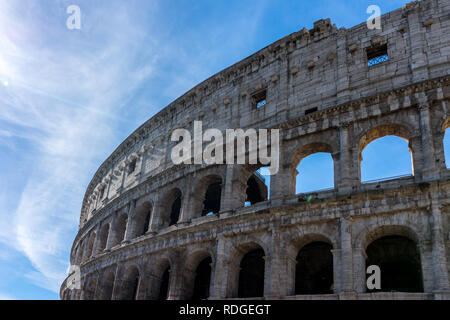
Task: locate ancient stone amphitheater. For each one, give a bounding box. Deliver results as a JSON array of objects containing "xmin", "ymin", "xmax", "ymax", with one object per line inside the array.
[{"xmin": 61, "ymin": 0, "xmax": 450, "ymax": 300}]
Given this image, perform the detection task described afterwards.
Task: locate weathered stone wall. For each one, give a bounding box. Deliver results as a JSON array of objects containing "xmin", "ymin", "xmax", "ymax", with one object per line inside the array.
[{"xmin": 61, "ymin": 0, "xmax": 450, "ymax": 300}]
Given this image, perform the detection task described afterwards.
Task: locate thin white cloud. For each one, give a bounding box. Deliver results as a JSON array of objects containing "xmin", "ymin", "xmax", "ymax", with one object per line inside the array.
[
  {"xmin": 0, "ymin": 0, "xmax": 270, "ymax": 296},
  {"xmin": 0, "ymin": 1, "xmax": 159, "ymax": 293}
]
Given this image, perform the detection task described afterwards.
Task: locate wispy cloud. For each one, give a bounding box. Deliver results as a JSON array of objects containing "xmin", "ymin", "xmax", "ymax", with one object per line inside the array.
[
  {"xmin": 0, "ymin": 0, "xmax": 270, "ymax": 296},
  {"xmin": 0, "ymin": 0, "xmax": 159, "ymax": 293}
]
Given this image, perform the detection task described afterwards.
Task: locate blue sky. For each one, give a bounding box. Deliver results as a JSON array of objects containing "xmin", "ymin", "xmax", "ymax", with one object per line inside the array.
[{"xmin": 0, "ymin": 0, "xmax": 441, "ymax": 300}]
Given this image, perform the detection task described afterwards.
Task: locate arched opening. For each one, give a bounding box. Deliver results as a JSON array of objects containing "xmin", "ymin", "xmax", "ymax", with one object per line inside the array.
[
  {"xmin": 295, "ymin": 153, "xmax": 334, "ymax": 194},
  {"xmin": 169, "ymin": 194, "xmax": 181, "ymax": 226},
  {"xmin": 85, "ymin": 232, "xmax": 96, "ymax": 260},
  {"xmin": 161, "ymin": 188, "xmax": 182, "ymax": 227},
  {"xmin": 76, "ymin": 241, "xmax": 84, "ymax": 264},
  {"xmin": 121, "ymin": 266, "xmax": 140, "ymax": 300},
  {"xmin": 99, "ymin": 272, "xmax": 115, "ymax": 300},
  {"xmin": 202, "ymin": 183, "xmax": 221, "ymax": 216},
  {"xmin": 131, "ymin": 202, "xmax": 152, "ymax": 238},
  {"xmin": 112, "ymin": 214, "xmax": 128, "ymax": 247},
  {"xmin": 192, "ymin": 257, "xmax": 212, "ymax": 300},
  {"xmin": 295, "ymin": 241, "xmax": 333, "ymax": 294},
  {"xmin": 359, "ymin": 125, "xmax": 413, "ymax": 183},
  {"xmin": 97, "ymin": 223, "xmax": 110, "ymax": 253},
  {"xmin": 244, "ymin": 166, "xmax": 270, "ymax": 206},
  {"xmin": 158, "ymin": 266, "xmax": 171, "ymax": 300},
  {"xmin": 83, "ymin": 278, "xmax": 97, "ymax": 300},
  {"xmin": 366, "ymin": 235, "xmax": 423, "ymax": 292},
  {"xmin": 238, "ymin": 248, "xmax": 265, "ymax": 298},
  {"xmin": 291, "ymin": 143, "xmax": 335, "ymax": 195}
]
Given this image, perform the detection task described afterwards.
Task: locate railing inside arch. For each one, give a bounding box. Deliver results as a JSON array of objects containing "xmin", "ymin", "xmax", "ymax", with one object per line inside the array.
[{"xmin": 362, "ymin": 174, "xmax": 413, "ymax": 184}]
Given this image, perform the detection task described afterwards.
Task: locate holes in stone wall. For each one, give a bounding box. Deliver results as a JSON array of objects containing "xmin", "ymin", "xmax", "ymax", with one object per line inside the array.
[
  {"xmin": 366, "ymin": 43, "xmax": 388, "ymax": 66},
  {"xmin": 252, "ymin": 89, "xmax": 267, "ymax": 109}
]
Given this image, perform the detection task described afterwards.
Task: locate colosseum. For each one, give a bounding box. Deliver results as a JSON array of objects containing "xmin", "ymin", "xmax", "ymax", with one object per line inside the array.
[{"xmin": 61, "ymin": 0, "xmax": 450, "ymax": 300}]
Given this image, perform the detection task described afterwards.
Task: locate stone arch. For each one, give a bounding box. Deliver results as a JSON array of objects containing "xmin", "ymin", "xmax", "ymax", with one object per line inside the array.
[
  {"xmin": 289, "ymin": 142, "xmax": 337, "ymax": 194},
  {"xmin": 97, "ymin": 223, "xmax": 110, "ymax": 253},
  {"xmin": 192, "ymin": 174, "xmax": 223, "ymax": 217},
  {"xmin": 119, "ymin": 265, "xmax": 141, "ymax": 300},
  {"xmin": 111, "ymin": 213, "xmax": 128, "ymax": 247},
  {"xmin": 76, "ymin": 240, "xmax": 85, "ymax": 264},
  {"xmin": 98, "ymin": 269, "xmax": 116, "ymax": 300},
  {"xmin": 181, "ymin": 249, "xmax": 215, "ymax": 300},
  {"xmin": 233, "ymin": 164, "xmax": 269, "ymax": 208},
  {"xmin": 146, "ymin": 257, "xmax": 173, "ymax": 300},
  {"xmin": 355, "ymin": 224, "xmax": 421, "ymax": 251},
  {"xmin": 227, "ymin": 241, "xmax": 267, "ymax": 298},
  {"xmin": 85, "ymin": 231, "xmax": 96, "ymax": 260},
  {"xmin": 160, "ymin": 188, "xmax": 182, "ymax": 228},
  {"xmin": 284, "ymin": 233, "xmax": 335, "ymax": 296},
  {"xmin": 355, "ymin": 224, "xmax": 424, "ymax": 293},
  {"xmin": 82, "ymin": 276, "xmax": 98, "ymax": 300},
  {"xmin": 131, "ymin": 201, "xmax": 153, "ymax": 238},
  {"xmin": 357, "ymin": 124, "xmax": 414, "ymax": 180}
]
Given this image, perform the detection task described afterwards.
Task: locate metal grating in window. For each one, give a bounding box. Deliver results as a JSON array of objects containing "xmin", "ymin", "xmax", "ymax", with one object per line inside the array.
[{"xmin": 368, "ymin": 54, "xmax": 388, "ymax": 67}]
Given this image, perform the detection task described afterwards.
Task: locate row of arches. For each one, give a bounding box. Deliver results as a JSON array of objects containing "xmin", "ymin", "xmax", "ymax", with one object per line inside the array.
[
  {"xmin": 71, "ymin": 229, "xmax": 424, "ymax": 300},
  {"xmin": 74, "ymin": 120, "xmax": 450, "ymax": 265}
]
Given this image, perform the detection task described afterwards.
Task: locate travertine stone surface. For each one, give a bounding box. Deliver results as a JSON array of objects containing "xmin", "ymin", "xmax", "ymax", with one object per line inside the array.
[{"xmin": 61, "ymin": 0, "xmax": 450, "ymax": 300}]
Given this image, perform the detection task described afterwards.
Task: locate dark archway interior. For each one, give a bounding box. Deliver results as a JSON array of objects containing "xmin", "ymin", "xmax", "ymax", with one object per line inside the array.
[
  {"xmin": 122, "ymin": 269, "xmax": 140, "ymax": 300},
  {"xmin": 100, "ymin": 273, "xmax": 115, "ymax": 300},
  {"xmin": 295, "ymin": 241, "xmax": 333, "ymax": 294},
  {"xmin": 98, "ymin": 224, "xmax": 109, "ymax": 252},
  {"xmin": 246, "ymin": 175, "xmax": 265, "ymax": 205},
  {"xmin": 192, "ymin": 257, "xmax": 212, "ymax": 300},
  {"xmin": 366, "ymin": 235, "xmax": 423, "ymax": 292},
  {"xmin": 141, "ymin": 210, "xmax": 151, "ymax": 236},
  {"xmin": 114, "ymin": 215, "xmax": 127, "ymax": 246},
  {"xmin": 238, "ymin": 249, "xmax": 265, "ymax": 298},
  {"xmin": 202, "ymin": 182, "xmax": 221, "ymax": 216},
  {"xmin": 169, "ymin": 196, "xmax": 181, "ymax": 226},
  {"xmin": 158, "ymin": 267, "xmax": 170, "ymax": 300}
]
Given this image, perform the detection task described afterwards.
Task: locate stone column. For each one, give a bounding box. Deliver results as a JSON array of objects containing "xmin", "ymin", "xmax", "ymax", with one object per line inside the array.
[
  {"xmin": 220, "ymin": 164, "xmax": 235, "ymax": 212},
  {"xmin": 105, "ymin": 214, "xmax": 117, "ymax": 251},
  {"xmin": 337, "ymin": 123, "xmax": 355, "ymax": 193},
  {"xmin": 179, "ymin": 176, "xmax": 193, "ymax": 224},
  {"xmin": 330, "ymin": 249, "xmax": 342, "ymax": 293},
  {"xmin": 210, "ymin": 235, "xmax": 228, "ymax": 298},
  {"xmin": 430, "ymin": 203, "xmax": 450, "ymax": 291},
  {"xmin": 339, "ymin": 217, "xmax": 355, "ymax": 294},
  {"xmin": 91, "ymin": 225, "xmax": 102, "ymax": 257},
  {"xmin": 404, "ymin": 2, "xmax": 429, "ymax": 82},
  {"xmin": 353, "ymin": 247, "xmax": 367, "ymax": 293},
  {"xmin": 265, "ymin": 229, "xmax": 281, "ymax": 297},
  {"xmin": 148, "ymin": 192, "xmax": 161, "ymax": 233},
  {"xmin": 418, "ymin": 103, "xmax": 439, "ymax": 180},
  {"xmin": 122, "ymin": 200, "xmax": 136, "ymax": 243}
]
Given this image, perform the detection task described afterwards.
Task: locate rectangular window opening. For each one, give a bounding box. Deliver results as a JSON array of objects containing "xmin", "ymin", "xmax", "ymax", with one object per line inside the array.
[
  {"xmin": 305, "ymin": 107, "xmax": 318, "ymax": 115},
  {"xmin": 252, "ymin": 89, "xmax": 267, "ymax": 109},
  {"xmin": 366, "ymin": 44, "xmax": 388, "ymax": 67}
]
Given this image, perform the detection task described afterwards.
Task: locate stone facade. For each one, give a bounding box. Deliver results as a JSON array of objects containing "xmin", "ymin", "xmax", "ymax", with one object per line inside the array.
[{"xmin": 61, "ymin": 0, "xmax": 450, "ymax": 300}]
